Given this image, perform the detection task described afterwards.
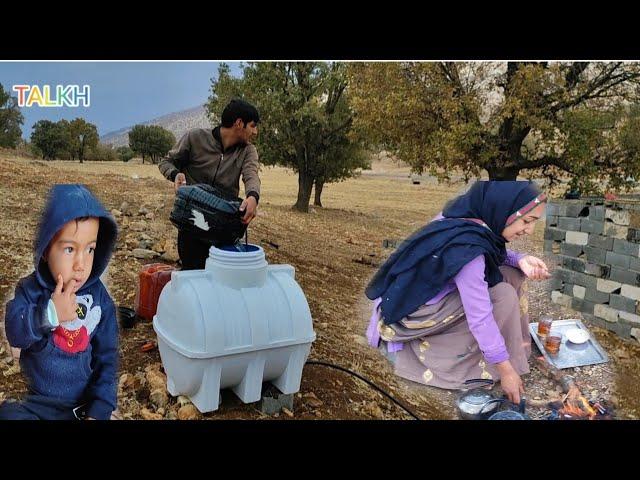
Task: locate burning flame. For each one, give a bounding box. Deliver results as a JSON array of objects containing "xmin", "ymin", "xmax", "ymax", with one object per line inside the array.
[{"xmin": 558, "ymin": 385, "xmax": 597, "ymax": 419}]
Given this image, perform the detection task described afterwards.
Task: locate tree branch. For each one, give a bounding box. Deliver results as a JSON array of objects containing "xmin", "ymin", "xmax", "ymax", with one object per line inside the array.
[
  {"xmin": 564, "ymin": 62, "xmax": 590, "ymax": 89},
  {"xmin": 552, "ymin": 63, "xmax": 640, "ymax": 112}
]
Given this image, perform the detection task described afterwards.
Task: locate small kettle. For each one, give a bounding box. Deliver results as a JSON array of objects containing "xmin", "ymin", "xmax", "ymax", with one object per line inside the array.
[{"xmin": 456, "ymin": 379, "xmax": 504, "ymax": 420}]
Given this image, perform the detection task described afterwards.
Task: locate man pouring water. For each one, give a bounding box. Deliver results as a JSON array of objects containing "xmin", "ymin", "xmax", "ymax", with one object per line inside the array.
[{"xmin": 159, "ymin": 99, "xmax": 261, "ymax": 270}]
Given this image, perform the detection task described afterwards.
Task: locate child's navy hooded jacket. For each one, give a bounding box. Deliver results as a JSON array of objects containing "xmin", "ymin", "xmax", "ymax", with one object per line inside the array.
[{"xmin": 5, "ymin": 184, "xmax": 119, "ymax": 420}]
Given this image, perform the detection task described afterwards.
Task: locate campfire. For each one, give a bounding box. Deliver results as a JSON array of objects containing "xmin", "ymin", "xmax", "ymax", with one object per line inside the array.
[
  {"xmin": 547, "ymin": 384, "xmax": 613, "ymax": 420},
  {"xmin": 533, "ymin": 356, "xmax": 614, "ymax": 420}
]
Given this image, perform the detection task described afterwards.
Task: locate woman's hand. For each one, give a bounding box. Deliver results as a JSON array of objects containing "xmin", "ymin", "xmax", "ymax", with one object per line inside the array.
[
  {"xmin": 518, "ymin": 255, "xmax": 551, "ymax": 280},
  {"xmin": 495, "ymin": 361, "xmax": 525, "ymax": 404}
]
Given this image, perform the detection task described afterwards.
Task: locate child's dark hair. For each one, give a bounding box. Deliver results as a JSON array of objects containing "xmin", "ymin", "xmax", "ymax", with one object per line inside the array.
[
  {"xmin": 221, "ymin": 99, "xmax": 260, "ymax": 128},
  {"xmin": 73, "ymin": 216, "xmax": 95, "ymax": 233}
]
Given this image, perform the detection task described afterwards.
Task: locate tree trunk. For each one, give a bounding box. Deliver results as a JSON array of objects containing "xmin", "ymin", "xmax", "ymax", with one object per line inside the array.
[
  {"xmin": 293, "ymin": 171, "xmax": 314, "ymax": 213},
  {"xmin": 486, "ymin": 164, "xmax": 520, "ymax": 181},
  {"xmin": 314, "ymin": 178, "xmax": 324, "ymax": 207}
]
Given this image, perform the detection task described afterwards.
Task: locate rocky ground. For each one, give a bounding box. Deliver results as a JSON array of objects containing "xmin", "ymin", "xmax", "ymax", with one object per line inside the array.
[{"xmin": 1, "ymin": 154, "xmax": 638, "ymax": 420}]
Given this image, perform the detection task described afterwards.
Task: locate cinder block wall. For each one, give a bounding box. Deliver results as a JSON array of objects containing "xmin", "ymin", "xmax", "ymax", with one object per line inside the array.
[{"xmin": 544, "ymin": 197, "xmax": 640, "ymax": 339}]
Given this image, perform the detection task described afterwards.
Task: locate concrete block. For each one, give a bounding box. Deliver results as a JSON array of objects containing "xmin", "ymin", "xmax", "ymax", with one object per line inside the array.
[
  {"xmin": 584, "ymin": 263, "xmax": 609, "ymax": 278},
  {"xmin": 545, "ymin": 203, "xmax": 561, "ymax": 216},
  {"xmin": 609, "ymin": 294, "xmax": 639, "ymax": 314},
  {"xmin": 604, "ymin": 223, "xmax": 629, "ymax": 239},
  {"xmin": 584, "ymin": 246, "xmax": 607, "ymax": 264},
  {"xmin": 605, "ymin": 208, "xmax": 630, "ymax": 225},
  {"xmin": 609, "ymin": 267, "xmax": 640, "ymax": 286},
  {"xmin": 547, "ymin": 276, "xmax": 562, "ymax": 291},
  {"xmin": 588, "ymin": 206, "xmax": 605, "ymax": 222},
  {"xmin": 566, "ymin": 231, "xmax": 589, "ymax": 245},
  {"xmin": 588, "ymin": 234, "xmax": 614, "ymax": 250},
  {"xmin": 606, "ymin": 321, "xmax": 632, "ymax": 337},
  {"xmin": 560, "ymin": 243, "xmax": 583, "ymax": 257},
  {"xmin": 618, "ymin": 311, "xmax": 640, "ymax": 326},
  {"xmin": 594, "ymin": 304, "xmax": 619, "ymax": 323},
  {"xmin": 562, "ymin": 204, "xmax": 588, "ymax": 217},
  {"xmin": 596, "ymin": 278, "xmax": 622, "ymax": 293},
  {"xmin": 572, "ymin": 271, "xmax": 598, "ymax": 289},
  {"xmin": 259, "ymin": 384, "xmax": 294, "ymax": 415},
  {"xmin": 558, "ymin": 217, "xmax": 582, "ymax": 231},
  {"xmin": 571, "ymin": 297, "xmax": 596, "ymax": 314},
  {"xmin": 562, "ymin": 283, "xmax": 576, "ymax": 296},
  {"xmin": 621, "ymin": 284, "xmax": 640, "ymax": 301},
  {"xmin": 612, "ymin": 239, "xmax": 640, "ymax": 257},
  {"xmin": 543, "ymin": 240, "xmax": 554, "ymax": 253},
  {"xmin": 582, "ymin": 313, "xmax": 607, "ymax": 330},
  {"xmin": 561, "ymin": 256, "xmax": 585, "ymax": 273},
  {"xmin": 627, "ymin": 228, "xmax": 640, "ymax": 244},
  {"xmin": 572, "ymin": 285, "xmax": 586, "ymax": 299},
  {"xmin": 551, "ymin": 291, "xmax": 572, "ymax": 308},
  {"xmin": 606, "ymin": 251, "xmax": 631, "ymax": 269},
  {"xmin": 544, "ymin": 227, "xmax": 567, "ymax": 241},
  {"xmin": 580, "ymin": 219, "xmax": 605, "ymax": 235},
  {"xmin": 583, "ymin": 288, "xmax": 610, "ymax": 304}
]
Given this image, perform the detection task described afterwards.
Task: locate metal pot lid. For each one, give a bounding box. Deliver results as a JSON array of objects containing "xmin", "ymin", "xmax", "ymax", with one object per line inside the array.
[{"xmin": 462, "ymin": 389, "xmax": 494, "ymax": 406}]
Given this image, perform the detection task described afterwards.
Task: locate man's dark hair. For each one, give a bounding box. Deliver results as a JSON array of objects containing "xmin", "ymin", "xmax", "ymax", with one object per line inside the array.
[{"xmin": 221, "ymin": 99, "xmax": 260, "ymax": 128}]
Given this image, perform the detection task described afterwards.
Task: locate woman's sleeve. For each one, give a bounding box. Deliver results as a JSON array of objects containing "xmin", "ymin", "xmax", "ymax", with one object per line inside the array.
[
  {"xmin": 504, "ymin": 249, "xmax": 525, "ymax": 268},
  {"xmin": 454, "ymin": 255, "xmax": 509, "ymax": 364}
]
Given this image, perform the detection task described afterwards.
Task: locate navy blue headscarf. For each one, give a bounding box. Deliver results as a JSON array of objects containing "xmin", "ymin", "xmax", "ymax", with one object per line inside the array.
[{"xmin": 365, "ymin": 181, "xmax": 546, "ymax": 325}]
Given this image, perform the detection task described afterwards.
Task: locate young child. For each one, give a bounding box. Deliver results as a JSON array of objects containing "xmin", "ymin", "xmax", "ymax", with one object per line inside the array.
[{"xmin": 1, "ymin": 184, "xmax": 119, "ymax": 420}]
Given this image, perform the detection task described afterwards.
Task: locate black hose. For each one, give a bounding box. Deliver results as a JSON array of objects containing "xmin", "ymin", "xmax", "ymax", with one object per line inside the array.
[{"xmin": 305, "ymin": 360, "xmax": 421, "ymax": 420}]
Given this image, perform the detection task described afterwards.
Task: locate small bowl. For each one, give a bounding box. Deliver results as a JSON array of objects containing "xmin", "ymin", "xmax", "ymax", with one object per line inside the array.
[{"xmin": 566, "ymin": 328, "xmax": 589, "ymax": 344}]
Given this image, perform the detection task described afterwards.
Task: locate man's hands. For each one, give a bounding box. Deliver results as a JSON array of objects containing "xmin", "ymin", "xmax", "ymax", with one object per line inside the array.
[
  {"xmin": 51, "ymin": 274, "xmax": 78, "ymax": 323},
  {"xmin": 174, "ymin": 173, "xmax": 187, "ymax": 192},
  {"xmin": 240, "ymin": 196, "xmax": 258, "ymax": 225},
  {"xmin": 174, "ymin": 172, "xmax": 257, "ymax": 225}
]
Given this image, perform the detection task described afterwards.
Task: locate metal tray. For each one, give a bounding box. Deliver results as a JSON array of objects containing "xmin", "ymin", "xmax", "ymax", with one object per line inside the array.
[{"xmin": 529, "ymin": 319, "xmax": 609, "ymax": 369}]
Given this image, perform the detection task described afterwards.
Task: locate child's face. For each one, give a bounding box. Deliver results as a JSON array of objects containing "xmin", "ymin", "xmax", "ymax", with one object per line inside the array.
[{"xmin": 44, "ymin": 218, "xmax": 99, "ymax": 292}]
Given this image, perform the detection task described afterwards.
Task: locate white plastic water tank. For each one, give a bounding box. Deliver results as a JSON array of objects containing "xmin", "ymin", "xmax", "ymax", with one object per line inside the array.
[{"xmin": 153, "ymin": 244, "xmax": 316, "ymax": 413}]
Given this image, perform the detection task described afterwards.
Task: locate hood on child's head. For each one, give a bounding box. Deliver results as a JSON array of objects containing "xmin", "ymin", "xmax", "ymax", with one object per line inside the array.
[{"xmin": 34, "ymin": 184, "xmax": 118, "ymax": 290}]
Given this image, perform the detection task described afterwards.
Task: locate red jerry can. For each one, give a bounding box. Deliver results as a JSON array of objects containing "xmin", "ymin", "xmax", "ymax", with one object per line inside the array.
[{"xmin": 135, "ymin": 263, "xmax": 177, "ymax": 321}]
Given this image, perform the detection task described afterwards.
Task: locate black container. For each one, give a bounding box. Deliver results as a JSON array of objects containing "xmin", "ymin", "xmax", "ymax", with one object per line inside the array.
[
  {"xmin": 170, "ymin": 184, "xmax": 247, "ymax": 245},
  {"xmin": 117, "ymin": 306, "xmax": 137, "ymax": 329},
  {"xmin": 488, "ymin": 399, "xmax": 529, "ymax": 420}
]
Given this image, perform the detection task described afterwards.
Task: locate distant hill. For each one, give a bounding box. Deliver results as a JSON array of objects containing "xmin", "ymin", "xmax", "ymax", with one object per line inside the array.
[{"xmin": 101, "ymin": 105, "xmax": 213, "ymax": 147}]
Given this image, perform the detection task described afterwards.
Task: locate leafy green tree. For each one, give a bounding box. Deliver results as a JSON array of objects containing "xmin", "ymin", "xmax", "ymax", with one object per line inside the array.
[
  {"xmin": 147, "ymin": 125, "xmax": 175, "ymax": 164},
  {"xmin": 0, "ymin": 82, "xmax": 24, "ymax": 149},
  {"xmin": 348, "ymin": 62, "xmax": 640, "ymax": 194},
  {"xmin": 207, "ymin": 62, "xmax": 369, "ymax": 212},
  {"xmin": 86, "ymin": 142, "xmax": 119, "ymax": 161},
  {"xmin": 116, "ymin": 145, "xmax": 135, "ymax": 162},
  {"xmin": 69, "ymin": 118, "xmax": 99, "ymax": 163},
  {"xmin": 30, "ymin": 120, "xmax": 72, "ymax": 160},
  {"xmin": 128, "ymin": 124, "xmax": 175, "ymax": 164}
]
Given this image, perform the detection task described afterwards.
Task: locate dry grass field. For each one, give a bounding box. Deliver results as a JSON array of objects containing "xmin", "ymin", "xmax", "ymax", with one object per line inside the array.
[{"xmin": 1, "ymin": 153, "xmax": 638, "ymax": 420}]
